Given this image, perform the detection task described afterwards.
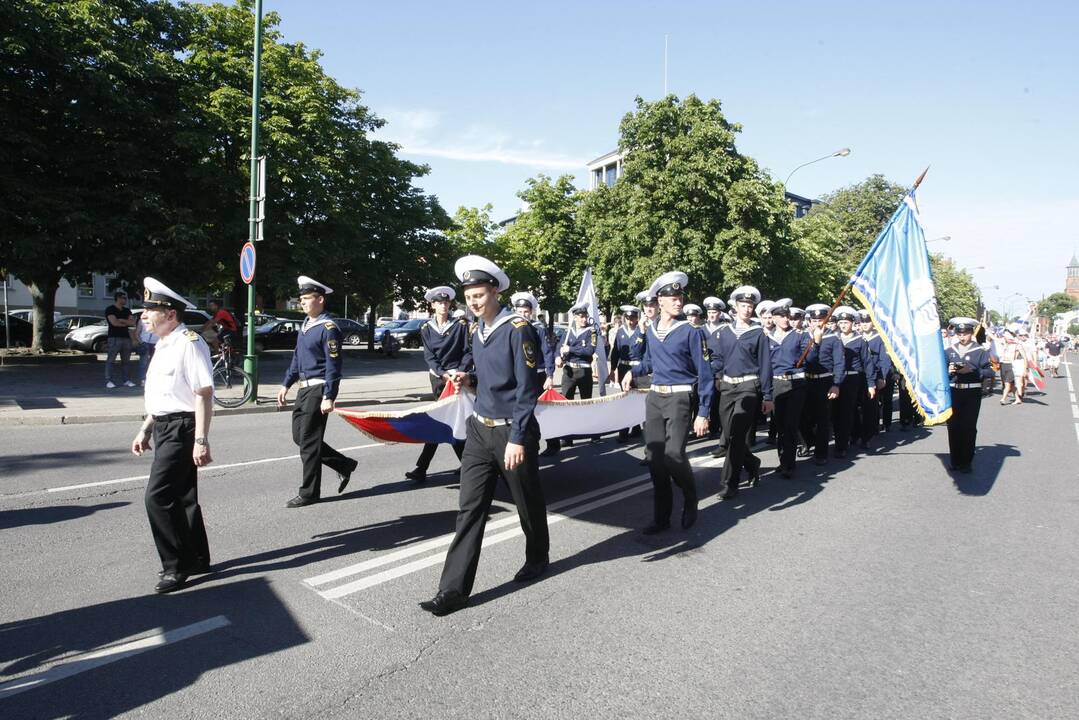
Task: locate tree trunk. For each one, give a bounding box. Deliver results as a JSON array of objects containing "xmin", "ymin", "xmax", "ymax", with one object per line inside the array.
[{"xmin": 27, "ymin": 275, "xmax": 60, "ymax": 353}]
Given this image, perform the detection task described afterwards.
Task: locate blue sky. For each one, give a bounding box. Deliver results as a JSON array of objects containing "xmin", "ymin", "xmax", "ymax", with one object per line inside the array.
[{"xmin": 266, "ymin": 0, "xmax": 1077, "ymax": 309}]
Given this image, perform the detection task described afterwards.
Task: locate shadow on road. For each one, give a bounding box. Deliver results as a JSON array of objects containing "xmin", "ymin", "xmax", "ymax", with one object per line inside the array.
[
  {"xmin": 0, "ymin": 448, "xmax": 127, "ymax": 476},
  {"xmin": 938, "ymin": 442, "xmax": 1022, "ymax": 496},
  {"xmin": 0, "ymin": 578, "xmax": 307, "ymax": 717},
  {"xmin": 0, "ymin": 501, "xmax": 130, "ymax": 531}
]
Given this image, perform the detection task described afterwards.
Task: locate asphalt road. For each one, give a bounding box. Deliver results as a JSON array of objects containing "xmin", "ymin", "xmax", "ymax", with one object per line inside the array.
[{"xmin": 2, "ymin": 361, "xmax": 1078, "ymax": 719}]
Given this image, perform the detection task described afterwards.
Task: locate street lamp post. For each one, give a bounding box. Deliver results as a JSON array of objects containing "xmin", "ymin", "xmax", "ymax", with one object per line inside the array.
[
  {"xmin": 242, "ymin": 0, "xmax": 264, "ymax": 400},
  {"xmin": 926, "ymin": 235, "xmax": 951, "ymax": 244},
  {"xmin": 783, "ymin": 148, "xmax": 851, "ymax": 187}
]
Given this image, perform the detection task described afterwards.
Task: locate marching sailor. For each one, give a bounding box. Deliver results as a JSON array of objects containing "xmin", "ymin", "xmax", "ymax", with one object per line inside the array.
[
  {"xmin": 768, "ymin": 299, "xmax": 812, "ymax": 478},
  {"xmin": 711, "ymin": 286, "xmax": 773, "ymax": 499},
  {"xmin": 622, "ymin": 271, "xmax": 713, "ymax": 533},
  {"xmin": 611, "ymin": 304, "xmax": 646, "ymax": 442},
  {"xmin": 801, "ymin": 304, "xmax": 845, "ymax": 464},
  {"xmin": 832, "ymin": 306, "xmax": 878, "ymax": 456},
  {"xmin": 406, "ymin": 286, "xmax": 470, "ymax": 483},
  {"xmin": 703, "ymin": 296, "xmax": 727, "ymax": 446},
  {"xmin": 513, "ymin": 291, "xmax": 560, "ymax": 458},
  {"xmin": 859, "ymin": 309, "xmax": 893, "ymax": 441},
  {"xmin": 684, "ymin": 303, "xmax": 704, "ymax": 328},
  {"xmin": 945, "ymin": 317, "xmax": 994, "ymax": 473},
  {"xmin": 277, "ymin": 276, "xmax": 358, "ymax": 507},
  {"xmin": 420, "ymin": 256, "xmax": 549, "ymax": 616}
]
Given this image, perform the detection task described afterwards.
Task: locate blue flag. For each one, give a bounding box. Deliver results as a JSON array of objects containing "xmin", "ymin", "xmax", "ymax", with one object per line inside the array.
[{"xmin": 850, "ymin": 191, "xmax": 952, "ymax": 425}]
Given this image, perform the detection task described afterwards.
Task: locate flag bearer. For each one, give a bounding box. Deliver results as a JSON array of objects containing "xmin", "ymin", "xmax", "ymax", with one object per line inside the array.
[{"xmin": 945, "ymin": 317, "xmax": 994, "ymax": 473}]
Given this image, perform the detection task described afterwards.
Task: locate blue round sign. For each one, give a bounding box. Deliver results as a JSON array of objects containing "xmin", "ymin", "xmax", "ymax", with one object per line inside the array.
[{"xmin": 240, "ymin": 242, "xmax": 256, "ymax": 285}]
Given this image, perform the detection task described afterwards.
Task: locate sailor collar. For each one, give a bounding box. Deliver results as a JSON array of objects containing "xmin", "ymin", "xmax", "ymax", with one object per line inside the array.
[
  {"xmin": 303, "ymin": 314, "xmax": 333, "ymax": 333},
  {"xmin": 726, "ymin": 320, "xmax": 762, "ymax": 339},
  {"xmin": 426, "ymin": 317, "xmax": 456, "ymax": 336},
  {"xmin": 862, "ymin": 331, "xmax": 879, "ymax": 341},
  {"xmin": 475, "ymin": 307, "xmax": 521, "ymax": 345},
  {"xmin": 839, "ymin": 332, "xmax": 861, "ymax": 345},
  {"xmin": 569, "ymin": 324, "xmax": 593, "ymax": 340},
  {"xmin": 650, "ymin": 318, "xmax": 690, "ymax": 340}
]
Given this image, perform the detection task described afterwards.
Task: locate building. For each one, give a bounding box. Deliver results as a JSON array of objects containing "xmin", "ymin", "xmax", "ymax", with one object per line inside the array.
[{"xmin": 1066, "ymin": 253, "xmax": 1079, "ymax": 301}]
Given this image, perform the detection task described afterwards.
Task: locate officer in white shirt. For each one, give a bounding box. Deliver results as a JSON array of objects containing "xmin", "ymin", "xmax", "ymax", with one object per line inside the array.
[{"xmin": 130, "ymin": 277, "xmax": 215, "ymax": 594}]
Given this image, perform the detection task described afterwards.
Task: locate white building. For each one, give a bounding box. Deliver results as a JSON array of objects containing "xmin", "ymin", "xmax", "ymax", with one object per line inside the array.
[{"xmin": 2, "ymin": 273, "xmax": 117, "ymax": 315}]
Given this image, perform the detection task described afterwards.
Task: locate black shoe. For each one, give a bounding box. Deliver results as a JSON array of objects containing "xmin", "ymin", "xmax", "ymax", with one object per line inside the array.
[
  {"xmin": 286, "ymin": 495, "xmax": 317, "ymax": 508},
  {"xmin": 638, "ymin": 457, "xmax": 649, "ymax": 466},
  {"xmin": 642, "ymin": 522, "xmax": 670, "ymax": 535},
  {"xmin": 746, "ymin": 461, "xmax": 761, "ymax": 488},
  {"xmin": 711, "ymin": 446, "xmax": 727, "ymax": 459},
  {"xmin": 814, "ymin": 457, "xmax": 827, "ymax": 466},
  {"xmin": 419, "ymin": 590, "xmax": 468, "ymax": 616},
  {"xmin": 834, "ymin": 449, "xmax": 847, "ymax": 459},
  {"xmin": 337, "ymin": 459, "xmax": 359, "ymax": 493},
  {"xmin": 539, "ymin": 445, "xmax": 559, "ymax": 458},
  {"xmin": 405, "ymin": 468, "xmax": 427, "ymax": 483},
  {"xmin": 716, "ymin": 492, "xmax": 739, "ymax": 502},
  {"xmin": 617, "ymin": 433, "xmax": 629, "ymax": 443},
  {"xmin": 681, "ymin": 500, "xmax": 698, "ymax": 529},
  {"xmin": 564, "ymin": 439, "xmax": 574, "ymax": 447},
  {"xmin": 154, "ymin": 571, "xmax": 187, "ymax": 594},
  {"xmin": 513, "ymin": 558, "xmax": 549, "ymax": 582},
  {"xmin": 797, "ymin": 445, "xmax": 813, "ymax": 458},
  {"xmin": 781, "ymin": 467, "xmax": 793, "ymax": 479}
]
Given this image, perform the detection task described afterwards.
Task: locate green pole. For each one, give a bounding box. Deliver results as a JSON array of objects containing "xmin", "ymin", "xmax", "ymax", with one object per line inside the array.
[{"xmin": 243, "ymin": 0, "xmax": 264, "ymax": 399}]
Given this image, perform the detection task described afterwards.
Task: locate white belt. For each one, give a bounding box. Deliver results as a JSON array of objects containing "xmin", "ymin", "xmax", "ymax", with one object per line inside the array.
[
  {"xmin": 651, "ymin": 384, "xmax": 694, "ymax": 394},
  {"xmin": 806, "ymin": 372, "xmax": 832, "ymax": 379},
  {"xmin": 298, "ymin": 378, "xmax": 325, "ymax": 388},
  {"xmin": 620, "ymin": 360, "xmax": 642, "ymax": 366},
  {"xmin": 567, "ymin": 361, "xmax": 591, "ymax": 368},
  {"xmin": 722, "ymin": 374, "xmax": 756, "ymax": 384},
  {"xmin": 845, "ymin": 370, "xmax": 863, "ymax": 376},
  {"xmin": 951, "ymin": 382, "xmax": 982, "ymax": 389},
  {"xmin": 472, "ymin": 412, "xmax": 511, "ymax": 427},
  {"xmin": 773, "ymin": 372, "xmax": 805, "ymax": 380}
]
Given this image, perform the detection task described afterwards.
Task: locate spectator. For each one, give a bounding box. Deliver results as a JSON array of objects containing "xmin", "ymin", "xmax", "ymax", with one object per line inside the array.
[
  {"xmin": 105, "ymin": 291, "xmax": 136, "ymax": 388},
  {"xmin": 136, "ymin": 321, "xmax": 158, "ymax": 386},
  {"xmin": 202, "ymin": 300, "xmax": 239, "ymax": 353}
]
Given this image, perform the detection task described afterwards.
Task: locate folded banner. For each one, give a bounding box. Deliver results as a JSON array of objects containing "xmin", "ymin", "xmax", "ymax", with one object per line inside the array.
[{"xmin": 335, "ymin": 384, "xmax": 646, "ymax": 443}]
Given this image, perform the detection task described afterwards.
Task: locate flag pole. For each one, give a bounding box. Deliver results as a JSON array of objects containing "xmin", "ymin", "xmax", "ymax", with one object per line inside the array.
[{"xmin": 794, "ymin": 166, "xmax": 931, "ymax": 368}]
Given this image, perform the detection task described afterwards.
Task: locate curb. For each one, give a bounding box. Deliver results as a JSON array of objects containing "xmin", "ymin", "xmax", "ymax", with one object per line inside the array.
[
  {"xmin": 0, "ymin": 394, "xmax": 429, "ymax": 427},
  {"xmin": 0, "ymin": 353, "xmax": 98, "ymax": 366}
]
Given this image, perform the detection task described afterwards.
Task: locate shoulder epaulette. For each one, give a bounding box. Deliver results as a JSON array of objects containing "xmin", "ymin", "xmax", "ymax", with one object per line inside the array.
[
  {"xmin": 324, "ymin": 322, "xmax": 336, "ymax": 331},
  {"xmin": 511, "ymin": 318, "xmax": 528, "ymax": 328},
  {"xmin": 183, "ymin": 329, "xmax": 199, "ymax": 342}
]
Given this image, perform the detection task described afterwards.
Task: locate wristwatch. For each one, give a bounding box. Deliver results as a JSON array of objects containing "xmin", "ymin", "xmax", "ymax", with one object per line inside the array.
[{"xmin": 194, "ymin": 437, "xmax": 209, "ymax": 446}]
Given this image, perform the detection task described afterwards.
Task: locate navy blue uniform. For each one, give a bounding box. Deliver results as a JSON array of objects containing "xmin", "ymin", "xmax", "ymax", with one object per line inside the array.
[
  {"xmin": 439, "ymin": 309, "xmax": 548, "ymax": 597},
  {"xmin": 631, "ymin": 320, "xmax": 713, "ymax": 528},
  {"xmin": 945, "ymin": 341, "xmax": 994, "ymax": 471},
  {"xmin": 413, "ymin": 318, "xmax": 471, "ymax": 475},
  {"xmin": 769, "ymin": 328, "xmax": 812, "ymax": 475},
  {"xmin": 835, "ymin": 332, "xmax": 878, "ymax": 451},
  {"xmin": 532, "ymin": 320, "xmax": 556, "ymax": 381},
  {"xmin": 863, "ymin": 332, "xmax": 894, "ymax": 437},
  {"xmin": 703, "ymin": 323, "xmax": 725, "ymax": 444},
  {"xmin": 611, "ymin": 324, "xmax": 647, "ymax": 442},
  {"xmin": 561, "ymin": 325, "xmax": 598, "ymax": 400},
  {"xmin": 710, "ymin": 321, "xmax": 771, "ymax": 496},
  {"xmin": 282, "ymin": 314, "xmax": 355, "ymax": 500},
  {"xmin": 802, "ymin": 333, "xmax": 845, "ymax": 461}
]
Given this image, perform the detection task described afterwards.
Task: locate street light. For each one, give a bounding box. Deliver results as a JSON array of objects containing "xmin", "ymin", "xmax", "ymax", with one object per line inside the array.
[
  {"xmin": 926, "ymin": 235, "xmax": 951, "ymax": 244},
  {"xmin": 784, "ymin": 148, "xmax": 851, "ymax": 187}
]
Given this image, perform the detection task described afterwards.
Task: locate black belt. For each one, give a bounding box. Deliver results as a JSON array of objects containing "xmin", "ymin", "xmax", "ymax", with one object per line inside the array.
[{"xmin": 153, "ymin": 411, "xmax": 195, "ymax": 421}]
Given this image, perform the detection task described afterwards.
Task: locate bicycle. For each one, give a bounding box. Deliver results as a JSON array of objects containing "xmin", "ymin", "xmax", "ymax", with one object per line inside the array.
[{"xmin": 211, "ymin": 335, "xmax": 255, "ymax": 408}]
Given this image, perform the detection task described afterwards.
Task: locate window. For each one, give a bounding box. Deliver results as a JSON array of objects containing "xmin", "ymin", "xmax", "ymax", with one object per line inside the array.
[
  {"xmin": 592, "ymin": 168, "xmax": 603, "ymax": 188},
  {"xmin": 77, "ymin": 278, "xmax": 95, "ymax": 298},
  {"xmin": 605, "ymin": 164, "xmax": 617, "ymax": 187}
]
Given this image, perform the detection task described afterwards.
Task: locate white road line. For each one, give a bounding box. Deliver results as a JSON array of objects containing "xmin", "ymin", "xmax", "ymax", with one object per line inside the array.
[
  {"xmin": 1073, "ymin": 405, "xmax": 1079, "ymax": 420},
  {"xmin": 0, "ymin": 616, "xmax": 230, "ymax": 700},
  {"xmin": 40, "ymin": 444, "xmax": 382, "ymax": 495}
]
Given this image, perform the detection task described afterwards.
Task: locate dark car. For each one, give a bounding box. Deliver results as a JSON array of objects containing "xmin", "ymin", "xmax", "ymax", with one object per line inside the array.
[
  {"xmin": 53, "ymin": 315, "xmax": 105, "ymax": 344},
  {"xmin": 1, "ymin": 314, "xmax": 34, "ymax": 347},
  {"xmin": 372, "ymin": 319, "xmax": 406, "ymax": 343},
  {"xmin": 249, "ymin": 318, "xmax": 304, "ymax": 353},
  {"xmin": 334, "ymin": 318, "xmax": 369, "ymax": 345},
  {"xmin": 379, "ymin": 318, "xmax": 426, "ymax": 349}
]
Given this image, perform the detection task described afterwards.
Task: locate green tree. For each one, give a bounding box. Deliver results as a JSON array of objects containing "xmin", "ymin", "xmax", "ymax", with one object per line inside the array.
[
  {"xmin": 1068, "ymin": 322, "xmax": 1079, "ymax": 337},
  {"xmin": 929, "ymin": 254, "xmax": 981, "ymax": 324},
  {"xmin": 0, "ymin": 0, "xmax": 197, "ymax": 350},
  {"xmin": 446, "ymin": 204, "xmax": 501, "ymax": 258},
  {"xmin": 1036, "ymin": 292, "xmax": 1079, "ymax": 319},
  {"xmin": 577, "ymin": 95, "xmax": 795, "ymax": 308}
]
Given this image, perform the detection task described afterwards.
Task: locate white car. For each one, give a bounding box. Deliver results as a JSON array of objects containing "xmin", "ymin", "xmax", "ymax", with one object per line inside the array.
[{"xmin": 65, "ymin": 309, "xmax": 212, "ymax": 352}]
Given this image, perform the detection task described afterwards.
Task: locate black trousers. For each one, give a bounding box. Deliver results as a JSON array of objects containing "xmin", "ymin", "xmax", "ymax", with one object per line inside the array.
[
  {"xmin": 833, "ymin": 374, "xmax": 862, "ymax": 452},
  {"xmin": 145, "ymin": 415, "xmax": 210, "ymax": 573},
  {"xmin": 415, "ymin": 375, "xmax": 465, "ymax": 471},
  {"xmin": 561, "ymin": 365, "xmax": 593, "ymax": 400},
  {"xmin": 857, "ymin": 379, "xmax": 880, "ymax": 443},
  {"xmin": 615, "ymin": 365, "xmax": 642, "ymax": 439},
  {"xmin": 293, "ymin": 385, "xmax": 353, "ymax": 499},
  {"xmin": 644, "ymin": 391, "xmax": 699, "ymax": 523},
  {"xmin": 879, "ymin": 373, "xmax": 895, "ymax": 428},
  {"xmin": 804, "ymin": 378, "xmax": 834, "ymax": 459},
  {"xmin": 947, "ymin": 388, "xmax": 982, "ymax": 468},
  {"xmin": 898, "ymin": 377, "xmax": 919, "ymax": 425},
  {"xmin": 717, "ymin": 380, "xmax": 761, "ymax": 497},
  {"xmin": 773, "ymin": 378, "xmax": 807, "ymax": 472},
  {"xmin": 439, "ymin": 416, "xmax": 549, "ymax": 597}
]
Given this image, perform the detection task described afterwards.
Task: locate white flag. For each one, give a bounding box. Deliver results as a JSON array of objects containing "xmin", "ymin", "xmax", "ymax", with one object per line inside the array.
[{"xmin": 574, "ymin": 267, "xmax": 611, "ymax": 395}]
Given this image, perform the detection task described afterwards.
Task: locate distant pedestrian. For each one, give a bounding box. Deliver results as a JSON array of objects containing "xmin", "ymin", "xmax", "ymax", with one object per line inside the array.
[
  {"xmin": 105, "ymin": 290, "xmax": 136, "ymax": 388},
  {"xmin": 131, "ymin": 278, "xmax": 214, "ymax": 594},
  {"xmin": 136, "ymin": 322, "xmax": 158, "ymax": 386},
  {"xmin": 1046, "ymin": 336, "xmax": 1063, "ymax": 377}
]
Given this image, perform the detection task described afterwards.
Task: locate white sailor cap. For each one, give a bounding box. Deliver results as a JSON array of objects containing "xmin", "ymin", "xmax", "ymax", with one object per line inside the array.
[
  {"xmin": 648, "ymin": 271, "xmax": 689, "ymax": 298},
  {"xmin": 805, "ymin": 303, "xmax": 831, "ymax": 319},
  {"xmin": 730, "ymin": 285, "xmax": 761, "ymax": 305},
  {"xmin": 755, "ymin": 299, "xmax": 775, "ymax": 318},
  {"xmin": 452, "ymin": 309, "xmax": 466, "ymax": 319},
  {"xmin": 789, "ymin": 307, "xmax": 805, "ymax": 319},
  {"xmin": 769, "ymin": 298, "xmax": 793, "ymax": 316},
  {"xmin": 683, "ymin": 303, "xmax": 703, "ymax": 316},
  {"xmin": 454, "ymin": 255, "xmax": 510, "ymax": 292},
  {"xmin": 510, "ymin": 291, "xmax": 539, "ymax": 310},
  {"xmin": 856, "ymin": 308, "xmax": 872, "ymax": 322},
  {"xmin": 719, "ymin": 311, "xmax": 732, "ymax": 323},
  {"xmin": 949, "ymin": 317, "xmax": 978, "ymax": 331},
  {"xmin": 297, "ymin": 275, "xmax": 333, "ymax": 296},
  {"xmin": 702, "ymin": 296, "xmax": 726, "ymax": 311},
  {"xmin": 141, "ymin": 277, "xmax": 195, "ymax": 311},
  {"xmin": 634, "ymin": 290, "xmax": 658, "ymax": 305},
  {"xmin": 833, "ymin": 305, "xmax": 857, "ymax": 321},
  {"xmin": 569, "ymin": 301, "xmax": 590, "ymax": 316},
  {"xmin": 620, "ymin": 304, "xmax": 640, "ymax": 315},
  {"xmin": 424, "ymin": 286, "xmax": 455, "ymax": 303}
]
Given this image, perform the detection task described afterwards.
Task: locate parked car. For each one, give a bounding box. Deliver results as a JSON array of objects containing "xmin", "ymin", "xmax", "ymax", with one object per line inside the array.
[
  {"xmin": 375, "ymin": 316, "xmax": 401, "ymax": 328},
  {"xmin": 7, "ymin": 310, "xmax": 61, "ymax": 323},
  {"xmin": 248, "ymin": 318, "xmax": 304, "ymax": 353},
  {"xmin": 1, "ymin": 314, "xmax": 34, "ymax": 347},
  {"xmin": 372, "ymin": 319, "xmax": 406, "ymax": 343},
  {"xmin": 65, "ymin": 309, "xmax": 211, "ymax": 352},
  {"xmin": 334, "ymin": 318, "xmax": 368, "ymax": 345},
  {"xmin": 53, "ymin": 315, "xmax": 105, "ymax": 344},
  {"xmin": 380, "ymin": 318, "xmax": 426, "ymax": 349}
]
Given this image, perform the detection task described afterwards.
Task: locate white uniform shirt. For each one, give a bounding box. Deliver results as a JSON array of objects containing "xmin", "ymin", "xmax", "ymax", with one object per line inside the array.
[{"xmin": 144, "ymin": 324, "xmax": 214, "ymax": 416}]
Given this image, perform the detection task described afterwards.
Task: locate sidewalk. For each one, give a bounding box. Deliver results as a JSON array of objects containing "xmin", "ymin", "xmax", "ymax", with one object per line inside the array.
[{"xmin": 0, "ymin": 349, "xmax": 434, "ymax": 426}]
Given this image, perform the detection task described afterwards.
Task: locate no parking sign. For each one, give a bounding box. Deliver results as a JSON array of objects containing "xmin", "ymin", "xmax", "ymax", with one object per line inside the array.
[{"xmin": 240, "ymin": 242, "xmax": 256, "ymax": 285}]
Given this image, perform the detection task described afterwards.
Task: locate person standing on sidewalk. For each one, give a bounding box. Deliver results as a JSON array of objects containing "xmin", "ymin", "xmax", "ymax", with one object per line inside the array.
[
  {"xmin": 277, "ymin": 276, "xmax": 358, "ymax": 508},
  {"xmin": 130, "ymin": 278, "xmax": 214, "ymax": 594},
  {"xmin": 105, "ymin": 290, "xmax": 136, "ymax": 388},
  {"xmin": 419, "ymin": 255, "xmax": 549, "ymax": 616},
  {"xmin": 136, "ymin": 321, "xmax": 158, "ymax": 386},
  {"xmin": 405, "ymin": 286, "xmax": 470, "ymax": 483}
]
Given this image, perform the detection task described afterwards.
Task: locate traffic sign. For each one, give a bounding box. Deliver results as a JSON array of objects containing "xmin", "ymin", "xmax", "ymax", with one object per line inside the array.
[{"xmin": 240, "ymin": 242, "xmax": 256, "ymax": 285}]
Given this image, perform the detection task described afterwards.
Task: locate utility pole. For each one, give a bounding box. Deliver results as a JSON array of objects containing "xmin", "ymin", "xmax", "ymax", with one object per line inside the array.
[{"xmin": 243, "ymin": 0, "xmax": 264, "ymax": 398}]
